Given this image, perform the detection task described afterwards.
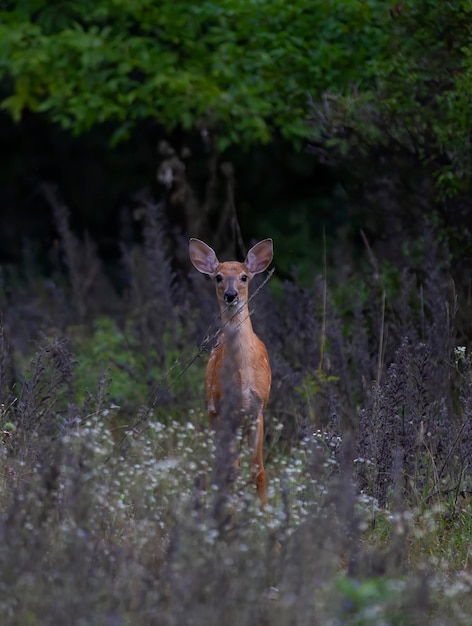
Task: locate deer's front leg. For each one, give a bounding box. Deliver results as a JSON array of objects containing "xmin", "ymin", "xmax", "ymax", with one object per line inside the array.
[{"xmin": 249, "ymin": 412, "xmax": 267, "ymax": 507}]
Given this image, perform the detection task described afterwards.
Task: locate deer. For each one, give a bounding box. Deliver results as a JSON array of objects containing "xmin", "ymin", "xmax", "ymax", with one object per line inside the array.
[{"xmin": 189, "ymin": 238, "xmax": 273, "ymax": 507}]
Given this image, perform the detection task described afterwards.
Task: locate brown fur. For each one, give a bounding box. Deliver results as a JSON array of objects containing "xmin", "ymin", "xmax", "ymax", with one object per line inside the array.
[{"xmin": 189, "ymin": 239, "xmax": 273, "ymax": 506}]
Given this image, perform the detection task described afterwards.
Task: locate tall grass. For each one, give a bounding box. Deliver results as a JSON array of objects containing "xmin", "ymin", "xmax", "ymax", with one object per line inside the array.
[{"xmin": 0, "ymin": 200, "xmax": 472, "ymax": 624}]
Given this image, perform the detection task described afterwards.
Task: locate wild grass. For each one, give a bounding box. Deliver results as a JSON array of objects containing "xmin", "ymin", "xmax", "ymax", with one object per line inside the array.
[{"xmin": 0, "ymin": 201, "xmax": 471, "ymax": 624}]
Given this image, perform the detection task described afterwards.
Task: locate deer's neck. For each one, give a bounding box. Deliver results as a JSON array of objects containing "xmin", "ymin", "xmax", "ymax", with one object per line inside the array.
[
  {"xmin": 218, "ymin": 304, "xmax": 260, "ymax": 404},
  {"xmin": 220, "ymin": 303, "xmax": 254, "ymax": 344}
]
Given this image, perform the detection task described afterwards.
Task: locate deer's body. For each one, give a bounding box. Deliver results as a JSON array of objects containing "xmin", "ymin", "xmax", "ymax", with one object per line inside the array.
[{"xmin": 189, "ymin": 239, "xmax": 273, "ymax": 506}]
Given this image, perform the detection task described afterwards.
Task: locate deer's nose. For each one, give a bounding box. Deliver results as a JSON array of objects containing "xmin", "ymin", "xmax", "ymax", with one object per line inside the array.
[{"xmin": 224, "ymin": 289, "xmax": 238, "ymax": 304}]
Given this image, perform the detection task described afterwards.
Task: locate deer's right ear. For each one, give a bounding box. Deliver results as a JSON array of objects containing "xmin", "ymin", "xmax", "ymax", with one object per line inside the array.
[{"xmin": 189, "ymin": 238, "xmax": 219, "ymax": 276}]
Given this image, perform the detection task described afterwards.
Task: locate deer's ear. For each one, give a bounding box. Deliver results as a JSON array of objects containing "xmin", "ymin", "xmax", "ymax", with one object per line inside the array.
[
  {"xmin": 245, "ymin": 239, "xmax": 273, "ymax": 276},
  {"xmin": 189, "ymin": 238, "xmax": 219, "ymax": 276}
]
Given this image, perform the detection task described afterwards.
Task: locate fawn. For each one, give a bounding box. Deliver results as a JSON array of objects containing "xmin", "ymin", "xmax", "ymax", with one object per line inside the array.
[{"xmin": 189, "ymin": 238, "xmax": 273, "ymax": 506}]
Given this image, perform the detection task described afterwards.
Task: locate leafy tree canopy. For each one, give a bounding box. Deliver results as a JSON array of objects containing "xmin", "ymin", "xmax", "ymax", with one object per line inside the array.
[
  {"xmin": 310, "ymin": 0, "xmax": 472, "ymax": 196},
  {"xmin": 0, "ymin": 0, "xmax": 385, "ymax": 148}
]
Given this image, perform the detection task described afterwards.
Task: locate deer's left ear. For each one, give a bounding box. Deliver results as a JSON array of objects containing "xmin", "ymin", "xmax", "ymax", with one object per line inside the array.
[{"xmin": 245, "ymin": 239, "xmax": 273, "ymax": 276}]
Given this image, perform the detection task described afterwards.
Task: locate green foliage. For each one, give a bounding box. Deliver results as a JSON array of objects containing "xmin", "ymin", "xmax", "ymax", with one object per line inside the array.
[
  {"xmin": 0, "ymin": 0, "xmax": 384, "ymax": 147},
  {"xmin": 296, "ymin": 369, "xmax": 340, "ymax": 423},
  {"xmin": 72, "ymin": 317, "xmax": 154, "ymax": 406},
  {"xmin": 71, "ymin": 317, "xmax": 205, "ymax": 413},
  {"xmin": 311, "ymin": 0, "xmax": 472, "ymax": 195},
  {"xmin": 336, "ymin": 575, "xmax": 405, "ymax": 624}
]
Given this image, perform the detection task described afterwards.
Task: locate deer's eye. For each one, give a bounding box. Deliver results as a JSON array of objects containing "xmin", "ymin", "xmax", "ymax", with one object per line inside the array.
[
  {"xmin": 241, "ymin": 274, "xmax": 248, "ymax": 283},
  {"xmin": 215, "ymin": 274, "xmax": 223, "ymax": 283}
]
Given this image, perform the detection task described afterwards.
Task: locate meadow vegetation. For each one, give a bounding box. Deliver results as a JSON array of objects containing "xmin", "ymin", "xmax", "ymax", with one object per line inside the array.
[
  {"xmin": 1, "ymin": 199, "xmax": 472, "ymax": 625},
  {"xmin": 2, "ymin": 2, "xmax": 472, "ymax": 622}
]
